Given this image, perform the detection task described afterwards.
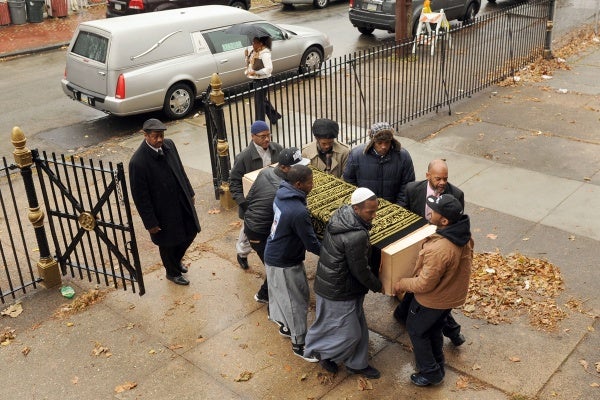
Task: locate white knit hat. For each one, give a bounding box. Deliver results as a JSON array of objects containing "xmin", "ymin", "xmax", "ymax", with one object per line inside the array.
[{"xmin": 350, "ymin": 187, "xmax": 376, "ymax": 205}]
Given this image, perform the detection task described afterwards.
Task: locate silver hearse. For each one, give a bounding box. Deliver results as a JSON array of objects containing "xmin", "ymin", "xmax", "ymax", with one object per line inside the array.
[{"xmin": 61, "ymin": 6, "xmax": 333, "ymax": 119}]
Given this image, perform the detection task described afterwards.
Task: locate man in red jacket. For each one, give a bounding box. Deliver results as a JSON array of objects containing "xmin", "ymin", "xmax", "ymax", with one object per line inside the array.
[{"xmin": 393, "ymin": 194, "xmax": 473, "ymax": 386}]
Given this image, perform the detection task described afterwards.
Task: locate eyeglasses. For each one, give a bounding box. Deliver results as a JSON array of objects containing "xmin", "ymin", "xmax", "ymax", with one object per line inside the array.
[{"xmin": 255, "ymin": 133, "xmax": 271, "ymax": 140}]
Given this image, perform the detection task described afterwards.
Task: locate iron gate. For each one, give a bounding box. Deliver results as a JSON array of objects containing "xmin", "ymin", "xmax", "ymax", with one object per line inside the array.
[{"xmin": 33, "ymin": 150, "xmax": 145, "ymax": 295}]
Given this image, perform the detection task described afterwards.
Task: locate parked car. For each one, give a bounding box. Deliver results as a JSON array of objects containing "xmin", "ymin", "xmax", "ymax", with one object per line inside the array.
[
  {"xmin": 106, "ymin": 0, "xmax": 250, "ymax": 18},
  {"xmin": 280, "ymin": 0, "xmax": 341, "ymax": 9},
  {"xmin": 349, "ymin": 0, "xmax": 481, "ymax": 36},
  {"xmin": 61, "ymin": 6, "xmax": 333, "ymax": 119}
]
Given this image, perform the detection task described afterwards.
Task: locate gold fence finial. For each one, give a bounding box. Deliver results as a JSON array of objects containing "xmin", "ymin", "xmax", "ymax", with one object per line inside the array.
[
  {"xmin": 12, "ymin": 126, "xmax": 33, "ymax": 168},
  {"xmin": 210, "ymin": 73, "xmax": 225, "ymax": 106}
]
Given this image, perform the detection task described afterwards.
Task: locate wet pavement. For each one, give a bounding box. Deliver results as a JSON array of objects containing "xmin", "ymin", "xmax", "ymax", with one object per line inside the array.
[{"xmin": 0, "ymin": 4, "xmax": 599, "ymax": 400}]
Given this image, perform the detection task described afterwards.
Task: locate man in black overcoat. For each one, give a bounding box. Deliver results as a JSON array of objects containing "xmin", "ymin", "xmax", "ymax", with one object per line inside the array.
[
  {"xmin": 397, "ymin": 159, "xmax": 466, "ymax": 346},
  {"xmin": 129, "ymin": 118, "xmax": 200, "ymax": 286}
]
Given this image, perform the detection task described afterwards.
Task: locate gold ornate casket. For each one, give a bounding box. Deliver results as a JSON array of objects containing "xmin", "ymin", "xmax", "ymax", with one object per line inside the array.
[{"xmin": 242, "ymin": 166, "xmax": 436, "ymax": 295}]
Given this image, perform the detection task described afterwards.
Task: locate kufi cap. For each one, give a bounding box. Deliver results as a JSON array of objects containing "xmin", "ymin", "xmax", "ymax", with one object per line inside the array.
[
  {"xmin": 278, "ymin": 147, "xmax": 310, "ymax": 167},
  {"xmin": 143, "ymin": 118, "xmax": 167, "ymax": 132},
  {"xmin": 312, "ymin": 118, "xmax": 339, "ymax": 139},
  {"xmin": 251, "ymin": 120, "xmax": 270, "ymax": 135},
  {"xmin": 350, "ymin": 187, "xmax": 376, "ymax": 205},
  {"xmin": 369, "ymin": 122, "xmax": 395, "ymax": 142},
  {"xmin": 426, "ymin": 194, "xmax": 463, "ymax": 223}
]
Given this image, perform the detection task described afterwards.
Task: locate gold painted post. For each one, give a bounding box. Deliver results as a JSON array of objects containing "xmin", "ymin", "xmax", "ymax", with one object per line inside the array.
[
  {"xmin": 208, "ymin": 73, "xmax": 235, "ymax": 210},
  {"xmin": 12, "ymin": 127, "xmax": 61, "ymax": 288}
]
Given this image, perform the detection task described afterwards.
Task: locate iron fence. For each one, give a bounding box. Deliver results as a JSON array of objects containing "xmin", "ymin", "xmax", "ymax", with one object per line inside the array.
[{"xmin": 217, "ymin": 0, "xmax": 551, "ymax": 161}]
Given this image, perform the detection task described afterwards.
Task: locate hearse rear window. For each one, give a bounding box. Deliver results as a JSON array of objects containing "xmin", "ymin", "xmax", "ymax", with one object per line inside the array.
[
  {"xmin": 202, "ymin": 30, "xmax": 250, "ymax": 55},
  {"xmin": 72, "ymin": 31, "xmax": 109, "ymax": 63}
]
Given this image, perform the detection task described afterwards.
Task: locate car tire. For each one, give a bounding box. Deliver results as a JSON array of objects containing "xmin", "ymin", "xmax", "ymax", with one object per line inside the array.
[
  {"xmin": 462, "ymin": 1, "xmax": 478, "ymax": 26},
  {"xmin": 163, "ymin": 83, "xmax": 194, "ymax": 119},
  {"xmin": 229, "ymin": 0, "xmax": 247, "ymax": 9},
  {"xmin": 299, "ymin": 46, "xmax": 323, "ymax": 74},
  {"xmin": 357, "ymin": 26, "xmax": 375, "ymax": 35},
  {"xmin": 313, "ymin": 0, "xmax": 328, "ymax": 9},
  {"xmin": 282, "ymin": 3, "xmax": 294, "ymax": 10}
]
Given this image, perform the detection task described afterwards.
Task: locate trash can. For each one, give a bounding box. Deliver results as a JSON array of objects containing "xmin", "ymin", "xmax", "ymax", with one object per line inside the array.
[
  {"xmin": 50, "ymin": 0, "xmax": 66, "ymax": 17},
  {"xmin": 0, "ymin": 1, "xmax": 12, "ymax": 25},
  {"xmin": 25, "ymin": 0, "xmax": 43, "ymax": 22},
  {"xmin": 7, "ymin": 0, "xmax": 26, "ymax": 25}
]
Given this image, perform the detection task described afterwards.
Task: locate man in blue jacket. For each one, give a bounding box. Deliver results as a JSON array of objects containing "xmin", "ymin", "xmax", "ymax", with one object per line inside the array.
[
  {"xmin": 264, "ymin": 164, "xmax": 321, "ymax": 362},
  {"xmin": 343, "ymin": 122, "xmax": 415, "ymax": 205}
]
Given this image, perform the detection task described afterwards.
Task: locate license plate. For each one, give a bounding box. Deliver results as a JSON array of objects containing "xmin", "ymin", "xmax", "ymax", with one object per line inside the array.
[
  {"xmin": 367, "ymin": 3, "xmax": 377, "ymax": 11},
  {"xmin": 115, "ymin": 3, "xmax": 121, "ymax": 10}
]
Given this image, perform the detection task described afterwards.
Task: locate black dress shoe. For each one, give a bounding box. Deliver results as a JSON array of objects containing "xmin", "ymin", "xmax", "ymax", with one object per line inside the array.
[
  {"xmin": 410, "ymin": 373, "xmax": 442, "ymax": 387},
  {"xmin": 450, "ymin": 333, "xmax": 466, "ymax": 346},
  {"xmin": 179, "ymin": 263, "xmax": 188, "ymax": 273},
  {"xmin": 320, "ymin": 359, "xmax": 338, "ymax": 374},
  {"xmin": 346, "ymin": 365, "xmax": 380, "ymax": 379},
  {"xmin": 166, "ymin": 275, "xmax": 190, "ymax": 285},
  {"xmin": 237, "ymin": 254, "xmax": 249, "ymax": 270}
]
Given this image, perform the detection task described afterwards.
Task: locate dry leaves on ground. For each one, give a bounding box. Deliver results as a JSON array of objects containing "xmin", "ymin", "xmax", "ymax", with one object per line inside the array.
[
  {"xmin": 461, "ymin": 252, "xmax": 567, "ymax": 331},
  {"xmin": 497, "ymin": 28, "xmax": 599, "ymax": 86},
  {"xmin": 1, "ymin": 303, "xmax": 23, "ymax": 318},
  {"xmin": 1, "ymin": 327, "xmax": 16, "ymax": 345},
  {"xmin": 357, "ymin": 376, "xmax": 373, "ymax": 391},
  {"xmin": 114, "ymin": 381, "xmax": 137, "ymax": 393},
  {"xmin": 53, "ymin": 288, "xmax": 110, "ymax": 318},
  {"xmin": 234, "ymin": 370, "xmax": 253, "ymax": 382}
]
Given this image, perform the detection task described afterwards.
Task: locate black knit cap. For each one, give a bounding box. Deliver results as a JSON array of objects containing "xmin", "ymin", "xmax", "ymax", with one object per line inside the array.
[{"xmin": 312, "ymin": 118, "xmax": 339, "ymax": 139}]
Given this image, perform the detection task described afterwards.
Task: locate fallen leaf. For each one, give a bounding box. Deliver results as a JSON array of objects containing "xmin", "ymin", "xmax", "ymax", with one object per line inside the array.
[
  {"xmin": 568, "ymin": 235, "xmax": 575, "ymax": 241},
  {"xmin": 149, "ymin": 349, "xmax": 156, "ymax": 354},
  {"xmin": 234, "ymin": 371, "xmax": 253, "ymax": 382},
  {"xmin": 583, "ymin": 177, "xmax": 591, "ymax": 181},
  {"xmin": 590, "ymin": 382, "xmax": 599, "ymax": 388},
  {"xmin": 316, "ymin": 372, "xmax": 333, "ymax": 385},
  {"xmin": 509, "ymin": 357, "xmax": 521, "ymax": 362},
  {"xmin": 208, "ymin": 208, "xmax": 221, "ymax": 214},
  {"xmin": 472, "ymin": 363, "xmax": 481, "ymax": 370},
  {"xmin": 91, "ymin": 342, "xmax": 110, "ymax": 357},
  {"xmin": 455, "ymin": 375, "xmax": 469, "ymax": 389},
  {"xmin": 168, "ymin": 344, "xmax": 184, "ymax": 350},
  {"xmin": 114, "ymin": 381, "xmax": 137, "ymax": 393},
  {"xmin": 239, "ymin": 343, "xmax": 248, "ymax": 349},
  {"xmin": 579, "ymin": 359, "xmax": 589, "ymax": 371},
  {"xmin": 1, "ymin": 303, "xmax": 23, "ymax": 318},
  {"xmin": 595, "ymin": 361, "xmax": 600, "ymax": 373},
  {"xmin": 357, "ymin": 376, "xmax": 373, "ymax": 391},
  {"xmin": 66, "ymin": 322, "xmax": 74, "ymax": 327},
  {"xmin": 299, "ymin": 373, "xmax": 308, "ymax": 381},
  {"xmin": 71, "ymin": 376, "xmax": 79, "ymax": 385},
  {"xmin": 284, "ymin": 365, "xmax": 292, "ymax": 372},
  {"xmin": 486, "ymin": 233, "xmax": 498, "ymax": 240},
  {"xmin": 192, "ymin": 293, "xmax": 202, "ymax": 300},
  {"xmin": 196, "ymin": 336, "xmax": 206, "ymax": 343},
  {"xmin": 522, "ymin": 237, "xmax": 530, "ymax": 241},
  {"xmin": 21, "ymin": 346, "xmax": 31, "ymax": 356}
]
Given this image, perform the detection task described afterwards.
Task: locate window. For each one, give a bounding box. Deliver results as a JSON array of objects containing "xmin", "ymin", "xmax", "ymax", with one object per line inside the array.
[
  {"xmin": 71, "ymin": 31, "xmax": 109, "ymax": 63},
  {"xmin": 202, "ymin": 30, "xmax": 250, "ymax": 55}
]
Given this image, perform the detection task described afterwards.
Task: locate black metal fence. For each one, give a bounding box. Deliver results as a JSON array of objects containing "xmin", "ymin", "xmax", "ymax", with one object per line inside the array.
[{"xmin": 216, "ymin": 0, "xmax": 551, "ymax": 161}]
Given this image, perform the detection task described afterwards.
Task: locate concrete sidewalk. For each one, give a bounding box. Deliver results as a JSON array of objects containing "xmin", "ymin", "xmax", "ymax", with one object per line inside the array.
[{"xmin": 1, "ymin": 26, "xmax": 600, "ymax": 400}]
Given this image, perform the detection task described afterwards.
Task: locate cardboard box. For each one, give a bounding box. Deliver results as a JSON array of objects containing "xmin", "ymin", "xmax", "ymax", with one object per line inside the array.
[
  {"xmin": 379, "ymin": 224, "xmax": 437, "ymax": 295},
  {"xmin": 242, "ymin": 167, "xmax": 266, "ymax": 197}
]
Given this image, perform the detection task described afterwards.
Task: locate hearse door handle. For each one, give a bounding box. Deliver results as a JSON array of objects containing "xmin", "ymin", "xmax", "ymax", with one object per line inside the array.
[
  {"xmin": 98, "ymin": 71, "xmax": 106, "ymax": 76},
  {"xmin": 219, "ymin": 59, "xmax": 229, "ymax": 64}
]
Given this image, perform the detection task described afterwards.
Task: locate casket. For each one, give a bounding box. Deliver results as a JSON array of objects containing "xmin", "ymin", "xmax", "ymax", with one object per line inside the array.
[{"xmin": 242, "ymin": 166, "xmax": 435, "ymax": 295}]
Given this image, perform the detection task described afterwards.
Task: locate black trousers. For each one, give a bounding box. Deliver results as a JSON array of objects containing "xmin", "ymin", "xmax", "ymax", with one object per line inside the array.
[
  {"xmin": 252, "ymin": 79, "xmax": 281, "ymax": 124},
  {"xmin": 158, "ymin": 234, "xmax": 195, "ymax": 278},
  {"xmin": 395, "ymin": 292, "xmax": 461, "ymax": 339},
  {"xmin": 406, "ymin": 297, "xmax": 449, "ymax": 383},
  {"xmin": 244, "ymin": 227, "xmax": 268, "ymax": 297}
]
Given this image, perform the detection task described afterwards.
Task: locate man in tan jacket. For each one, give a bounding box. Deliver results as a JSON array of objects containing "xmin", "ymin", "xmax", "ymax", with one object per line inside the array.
[
  {"xmin": 302, "ymin": 118, "xmax": 349, "ymax": 178},
  {"xmin": 393, "ymin": 194, "xmax": 473, "ymax": 387}
]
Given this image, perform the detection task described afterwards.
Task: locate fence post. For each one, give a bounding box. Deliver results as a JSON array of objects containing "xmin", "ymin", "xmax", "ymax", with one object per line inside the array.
[
  {"xmin": 544, "ymin": 0, "xmax": 556, "ymax": 60},
  {"xmin": 206, "ymin": 73, "xmax": 235, "ymax": 210},
  {"xmin": 11, "ymin": 127, "xmax": 61, "ymax": 288}
]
